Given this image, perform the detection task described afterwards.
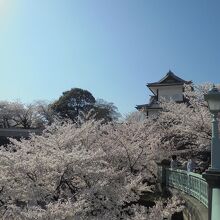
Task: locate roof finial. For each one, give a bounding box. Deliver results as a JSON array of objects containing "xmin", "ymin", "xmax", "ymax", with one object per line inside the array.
[
  {"xmin": 209, "ymin": 84, "xmax": 219, "ymax": 93},
  {"xmin": 167, "ymin": 69, "xmax": 173, "ymax": 75}
]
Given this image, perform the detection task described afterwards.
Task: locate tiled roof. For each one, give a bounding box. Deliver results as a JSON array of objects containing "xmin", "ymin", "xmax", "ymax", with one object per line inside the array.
[
  {"xmin": 147, "ymin": 70, "xmax": 191, "ymax": 87},
  {"xmin": 136, "ymin": 96, "xmax": 162, "ymax": 110},
  {"xmin": 135, "ymin": 70, "xmax": 192, "ymax": 111}
]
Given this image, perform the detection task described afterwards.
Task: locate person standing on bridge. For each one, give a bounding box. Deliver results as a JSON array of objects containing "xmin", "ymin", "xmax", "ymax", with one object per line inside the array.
[
  {"xmin": 187, "ymin": 156, "xmax": 197, "ymax": 172},
  {"xmin": 170, "ymin": 155, "xmax": 178, "ymax": 169}
]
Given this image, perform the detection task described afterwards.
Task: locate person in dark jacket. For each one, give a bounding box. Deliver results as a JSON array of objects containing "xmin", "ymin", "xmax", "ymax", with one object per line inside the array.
[{"xmin": 170, "ymin": 155, "xmax": 178, "ymax": 169}]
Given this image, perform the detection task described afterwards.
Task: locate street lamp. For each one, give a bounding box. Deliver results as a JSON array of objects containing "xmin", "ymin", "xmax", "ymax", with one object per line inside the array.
[
  {"xmin": 203, "ymin": 85, "xmax": 220, "ymax": 220},
  {"xmin": 205, "ymin": 85, "xmax": 220, "ymax": 113},
  {"xmin": 204, "ymin": 85, "xmax": 220, "ymax": 171}
]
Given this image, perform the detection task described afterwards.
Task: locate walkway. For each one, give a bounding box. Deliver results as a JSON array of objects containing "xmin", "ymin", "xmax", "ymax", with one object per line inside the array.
[{"xmin": 158, "ymin": 166, "xmax": 209, "ymax": 220}]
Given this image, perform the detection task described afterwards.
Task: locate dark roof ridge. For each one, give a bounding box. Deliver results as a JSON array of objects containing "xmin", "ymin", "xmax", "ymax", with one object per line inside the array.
[
  {"xmin": 159, "ymin": 70, "xmax": 185, "ymax": 83},
  {"xmin": 147, "ymin": 70, "xmax": 191, "ymax": 87}
]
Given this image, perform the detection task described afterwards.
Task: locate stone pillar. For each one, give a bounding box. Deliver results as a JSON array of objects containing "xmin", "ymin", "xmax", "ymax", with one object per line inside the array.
[
  {"xmin": 210, "ymin": 113, "xmax": 220, "ymax": 170},
  {"xmin": 202, "ymin": 112, "xmax": 220, "ymax": 220},
  {"xmin": 203, "ymin": 171, "xmax": 220, "ymax": 220}
]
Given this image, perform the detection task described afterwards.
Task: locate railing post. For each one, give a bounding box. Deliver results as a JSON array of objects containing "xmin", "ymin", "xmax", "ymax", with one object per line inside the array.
[
  {"xmin": 199, "ymin": 178, "xmax": 201, "ymax": 202},
  {"xmin": 208, "ymin": 185, "xmax": 212, "ymax": 220},
  {"xmin": 187, "ymin": 173, "xmax": 190, "ymax": 195}
]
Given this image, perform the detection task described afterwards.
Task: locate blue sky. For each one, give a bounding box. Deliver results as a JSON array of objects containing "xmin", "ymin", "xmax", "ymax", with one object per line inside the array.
[{"xmin": 0, "ymin": 0, "xmax": 220, "ymax": 116}]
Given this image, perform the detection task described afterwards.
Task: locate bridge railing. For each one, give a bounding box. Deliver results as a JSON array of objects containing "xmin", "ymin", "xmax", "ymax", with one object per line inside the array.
[{"xmin": 158, "ymin": 167, "xmax": 208, "ymax": 208}]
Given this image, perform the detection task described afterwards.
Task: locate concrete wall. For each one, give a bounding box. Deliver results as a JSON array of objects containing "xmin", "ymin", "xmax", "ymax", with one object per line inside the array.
[
  {"xmin": 169, "ymin": 188, "xmax": 208, "ymax": 220},
  {"xmin": 0, "ymin": 128, "xmax": 42, "ymax": 138}
]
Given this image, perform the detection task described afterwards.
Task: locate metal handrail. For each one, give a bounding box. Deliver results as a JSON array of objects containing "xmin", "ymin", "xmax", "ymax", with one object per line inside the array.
[{"xmin": 165, "ymin": 168, "xmax": 208, "ymax": 208}]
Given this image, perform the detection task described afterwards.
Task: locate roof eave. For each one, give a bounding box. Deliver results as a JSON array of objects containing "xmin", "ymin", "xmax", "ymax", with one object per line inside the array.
[{"xmin": 147, "ymin": 81, "xmax": 191, "ymax": 87}]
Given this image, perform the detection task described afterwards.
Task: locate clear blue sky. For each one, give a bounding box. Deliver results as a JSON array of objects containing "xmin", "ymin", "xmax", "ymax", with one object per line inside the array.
[{"xmin": 0, "ymin": 0, "xmax": 220, "ymax": 116}]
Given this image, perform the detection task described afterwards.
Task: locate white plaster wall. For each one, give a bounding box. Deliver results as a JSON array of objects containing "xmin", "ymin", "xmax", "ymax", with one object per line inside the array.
[{"xmin": 157, "ymin": 85, "xmax": 183, "ymax": 101}]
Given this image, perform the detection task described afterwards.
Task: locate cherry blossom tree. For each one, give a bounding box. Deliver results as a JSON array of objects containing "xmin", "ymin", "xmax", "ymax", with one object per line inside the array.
[
  {"xmin": 0, "ymin": 101, "xmax": 54, "ymax": 129},
  {"xmin": 0, "ymin": 117, "xmax": 183, "ymax": 219},
  {"xmin": 144, "ymin": 83, "xmax": 218, "ymax": 160},
  {"xmin": 34, "ymin": 100, "xmax": 56, "ymax": 126},
  {"xmin": 0, "ymin": 101, "xmax": 15, "ymax": 128},
  {"xmin": 3, "ymin": 83, "xmax": 216, "ymax": 218}
]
